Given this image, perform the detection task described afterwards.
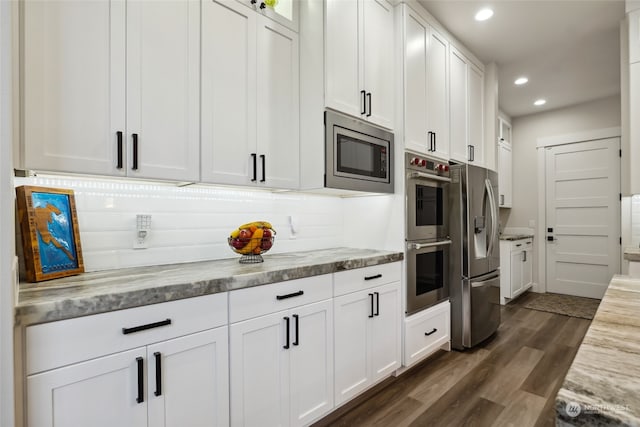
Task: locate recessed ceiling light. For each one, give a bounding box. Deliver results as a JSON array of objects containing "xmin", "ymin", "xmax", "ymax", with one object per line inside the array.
[
  {"xmin": 534, "ymin": 99, "xmax": 546, "ymax": 106},
  {"xmin": 514, "ymin": 77, "xmax": 528, "ymax": 85},
  {"xmin": 475, "ymin": 8, "xmax": 494, "ymax": 21}
]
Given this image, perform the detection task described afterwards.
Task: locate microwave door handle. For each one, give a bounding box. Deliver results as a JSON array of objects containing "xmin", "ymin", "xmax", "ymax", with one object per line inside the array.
[
  {"xmin": 485, "ymin": 178, "xmax": 498, "ymax": 257},
  {"xmin": 408, "ymin": 171, "xmax": 452, "ymax": 183}
]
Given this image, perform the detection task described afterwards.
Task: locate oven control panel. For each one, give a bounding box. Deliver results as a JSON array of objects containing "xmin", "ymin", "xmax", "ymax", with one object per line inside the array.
[{"xmin": 406, "ymin": 153, "xmax": 450, "ymax": 177}]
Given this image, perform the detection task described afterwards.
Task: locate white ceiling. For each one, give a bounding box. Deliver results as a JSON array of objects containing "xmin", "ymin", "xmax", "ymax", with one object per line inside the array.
[{"xmin": 417, "ymin": 0, "xmax": 625, "ymax": 118}]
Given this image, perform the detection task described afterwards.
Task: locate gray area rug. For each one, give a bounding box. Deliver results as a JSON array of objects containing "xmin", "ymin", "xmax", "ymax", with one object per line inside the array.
[{"xmin": 518, "ymin": 292, "xmax": 600, "ymax": 320}]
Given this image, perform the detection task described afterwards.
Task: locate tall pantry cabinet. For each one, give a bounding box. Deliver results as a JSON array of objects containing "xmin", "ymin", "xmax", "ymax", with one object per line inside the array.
[{"xmin": 22, "ymin": 0, "xmax": 200, "ymax": 181}]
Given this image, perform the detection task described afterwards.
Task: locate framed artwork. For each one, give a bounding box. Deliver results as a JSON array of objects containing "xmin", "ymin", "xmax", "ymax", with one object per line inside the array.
[{"xmin": 16, "ymin": 186, "xmax": 84, "ymax": 282}]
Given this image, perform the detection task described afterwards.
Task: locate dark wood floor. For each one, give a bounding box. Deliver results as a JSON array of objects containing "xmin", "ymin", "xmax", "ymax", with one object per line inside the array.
[{"xmin": 313, "ymin": 302, "xmax": 591, "ymax": 427}]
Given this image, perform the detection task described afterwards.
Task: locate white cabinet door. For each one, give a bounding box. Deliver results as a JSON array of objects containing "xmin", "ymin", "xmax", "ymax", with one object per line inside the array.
[
  {"xmin": 449, "ymin": 47, "xmax": 468, "ymax": 163},
  {"xmin": 23, "ymin": 0, "xmax": 126, "ymax": 176},
  {"xmin": 325, "ymin": 0, "xmax": 361, "ymax": 119},
  {"xmin": 333, "ymin": 290, "xmax": 371, "ymax": 406},
  {"xmin": 403, "ymin": 8, "xmax": 429, "ymax": 154},
  {"xmin": 468, "ymin": 63, "xmax": 484, "ymax": 166},
  {"xmin": 289, "ymin": 300, "xmax": 334, "ymax": 427},
  {"xmin": 257, "ymin": 17, "xmax": 300, "ymax": 189},
  {"xmin": 510, "ymin": 250, "xmax": 523, "ymax": 297},
  {"xmin": 522, "ymin": 248, "xmax": 533, "ymax": 290},
  {"xmin": 230, "ymin": 311, "xmax": 289, "ymax": 427},
  {"xmin": 498, "ymin": 142, "xmax": 512, "ymax": 208},
  {"xmin": 27, "ymin": 348, "xmax": 147, "ymax": 427},
  {"xmin": 147, "ymin": 327, "xmax": 229, "ymax": 427},
  {"xmin": 362, "ymin": 0, "xmax": 394, "ymax": 129},
  {"xmin": 370, "ymin": 282, "xmax": 401, "ymax": 382},
  {"xmin": 126, "ymin": 0, "xmax": 200, "ymax": 181},
  {"xmin": 427, "ymin": 28, "xmax": 450, "ymax": 160},
  {"xmin": 201, "ymin": 0, "xmax": 257, "ymax": 186}
]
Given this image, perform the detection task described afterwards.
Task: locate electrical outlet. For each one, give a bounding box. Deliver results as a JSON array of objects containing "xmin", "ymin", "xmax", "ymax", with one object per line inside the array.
[{"xmin": 133, "ymin": 214, "xmax": 152, "ymax": 249}]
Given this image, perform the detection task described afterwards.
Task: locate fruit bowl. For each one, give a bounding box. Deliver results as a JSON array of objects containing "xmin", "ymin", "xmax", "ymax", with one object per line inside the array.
[{"xmin": 228, "ymin": 221, "xmax": 276, "ymax": 264}]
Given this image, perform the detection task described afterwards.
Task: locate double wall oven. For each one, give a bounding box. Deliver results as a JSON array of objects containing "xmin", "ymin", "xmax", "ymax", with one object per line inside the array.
[{"xmin": 405, "ymin": 152, "xmax": 451, "ymax": 315}]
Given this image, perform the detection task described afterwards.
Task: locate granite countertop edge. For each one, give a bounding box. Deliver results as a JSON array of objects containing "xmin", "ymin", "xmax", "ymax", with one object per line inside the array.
[
  {"xmin": 623, "ymin": 246, "xmax": 640, "ymax": 262},
  {"xmin": 15, "ymin": 248, "xmax": 404, "ymax": 327}
]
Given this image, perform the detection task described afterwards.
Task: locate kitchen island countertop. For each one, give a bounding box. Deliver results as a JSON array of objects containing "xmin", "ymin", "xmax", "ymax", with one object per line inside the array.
[
  {"xmin": 556, "ymin": 274, "xmax": 640, "ymax": 426},
  {"xmin": 16, "ymin": 247, "xmax": 403, "ymax": 326}
]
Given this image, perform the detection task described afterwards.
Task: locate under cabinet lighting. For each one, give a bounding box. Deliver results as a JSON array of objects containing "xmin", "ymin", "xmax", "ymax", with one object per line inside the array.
[
  {"xmin": 475, "ymin": 8, "xmax": 494, "ymax": 21},
  {"xmin": 534, "ymin": 99, "xmax": 547, "ymax": 106},
  {"xmin": 514, "ymin": 77, "xmax": 528, "ymax": 85}
]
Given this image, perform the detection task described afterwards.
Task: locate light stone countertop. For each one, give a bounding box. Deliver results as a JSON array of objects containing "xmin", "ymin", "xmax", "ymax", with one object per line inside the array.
[
  {"xmin": 624, "ymin": 247, "xmax": 640, "ymax": 262},
  {"xmin": 16, "ymin": 247, "xmax": 403, "ymax": 327},
  {"xmin": 556, "ymin": 275, "xmax": 640, "ymax": 426}
]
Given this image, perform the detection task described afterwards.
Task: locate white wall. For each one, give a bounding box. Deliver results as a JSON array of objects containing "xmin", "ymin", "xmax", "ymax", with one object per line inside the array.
[
  {"xmin": 0, "ymin": 0, "xmax": 15, "ymax": 424},
  {"xmin": 506, "ymin": 94, "xmax": 621, "ymax": 286}
]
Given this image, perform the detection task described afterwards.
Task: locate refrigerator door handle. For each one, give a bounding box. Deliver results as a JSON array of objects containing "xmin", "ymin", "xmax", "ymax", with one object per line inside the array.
[{"xmin": 485, "ymin": 178, "xmax": 498, "ymax": 258}]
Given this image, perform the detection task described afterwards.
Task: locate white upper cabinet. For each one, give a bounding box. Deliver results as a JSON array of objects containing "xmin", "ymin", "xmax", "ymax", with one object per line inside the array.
[
  {"xmin": 449, "ymin": 45, "xmax": 485, "ymax": 166},
  {"xmin": 23, "ymin": 0, "xmax": 200, "ymax": 181},
  {"xmin": 630, "ymin": 9, "xmax": 640, "ymax": 63},
  {"xmin": 201, "ymin": 0, "xmax": 299, "ymax": 189},
  {"xmin": 403, "ymin": 6, "xmax": 449, "ymax": 159},
  {"xmin": 498, "ymin": 142, "xmax": 512, "ymax": 208},
  {"xmin": 325, "ymin": 0, "xmax": 394, "ymax": 129}
]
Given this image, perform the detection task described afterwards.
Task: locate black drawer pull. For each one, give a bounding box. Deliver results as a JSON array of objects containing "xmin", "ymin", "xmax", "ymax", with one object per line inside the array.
[
  {"xmin": 425, "ymin": 328, "xmax": 437, "ymax": 336},
  {"xmin": 123, "ymin": 319, "xmax": 172, "ymax": 335},
  {"xmin": 136, "ymin": 357, "xmax": 144, "ymax": 404},
  {"xmin": 132, "ymin": 133, "xmax": 139, "ymax": 170},
  {"xmin": 154, "ymin": 352, "xmax": 162, "ymax": 396},
  {"xmin": 516, "ymin": 244, "xmax": 522, "ymax": 247},
  {"xmin": 276, "ymin": 290, "xmax": 304, "ymax": 300},
  {"xmin": 364, "ymin": 274, "xmax": 382, "ymax": 281},
  {"xmin": 116, "ymin": 131, "xmax": 123, "ymax": 169}
]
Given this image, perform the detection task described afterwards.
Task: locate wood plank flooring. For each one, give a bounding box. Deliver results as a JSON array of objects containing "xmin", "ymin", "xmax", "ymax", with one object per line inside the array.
[{"xmin": 312, "ymin": 302, "xmax": 591, "ymax": 427}]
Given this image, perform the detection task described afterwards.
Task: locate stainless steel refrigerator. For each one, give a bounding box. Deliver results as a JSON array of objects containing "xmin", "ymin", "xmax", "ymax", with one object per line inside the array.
[{"xmin": 449, "ymin": 163, "xmax": 501, "ymax": 350}]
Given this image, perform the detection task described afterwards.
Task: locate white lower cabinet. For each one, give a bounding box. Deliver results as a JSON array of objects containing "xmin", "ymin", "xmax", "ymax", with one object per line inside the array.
[
  {"xmin": 403, "ymin": 300, "xmax": 450, "ymax": 368},
  {"xmin": 25, "ymin": 293, "xmax": 230, "ymax": 427},
  {"xmin": 229, "ymin": 276, "xmax": 334, "ymax": 427},
  {"xmin": 500, "ymin": 238, "xmax": 534, "ymax": 304},
  {"xmin": 333, "ymin": 266, "xmax": 401, "ymax": 406}
]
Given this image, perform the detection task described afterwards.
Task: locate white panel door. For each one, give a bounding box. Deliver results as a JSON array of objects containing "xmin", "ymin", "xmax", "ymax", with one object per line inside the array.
[
  {"xmin": 230, "ymin": 311, "xmax": 289, "ymax": 427},
  {"xmin": 201, "ymin": 0, "xmax": 257, "ymax": 185},
  {"xmin": 370, "ymin": 282, "xmax": 401, "ymax": 382},
  {"xmin": 362, "ymin": 0, "xmax": 394, "ymax": 129},
  {"xmin": 403, "ymin": 7, "xmax": 429, "ymax": 154},
  {"xmin": 126, "ymin": 0, "xmax": 200, "ymax": 181},
  {"xmin": 27, "ymin": 348, "xmax": 146, "ymax": 427},
  {"xmin": 333, "ymin": 290, "xmax": 371, "ymax": 406},
  {"xmin": 545, "ymin": 138, "xmax": 620, "ymax": 298},
  {"xmin": 23, "ymin": 0, "xmax": 126, "ymax": 175},
  {"xmin": 289, "ymin": 300, "xmax": 334, "ymax": 427},
  {"xmin": 426, "ymin": 28, "xmax": 449, "ymax": 160},
  {"xmin": 147, "ymin": 328, "xmax": 229, "ymax": 427},
  {"xmin": 257, "ymin": 17, "xmax": 300, "ymax": 189},
  {"xmin": 449, "ymin": 47, "xmax": 468, "ymax": 163},
  {"xmin": 325, "ymin": 0, "xmax": 361, "ymax": 119},
  {"xmin": 468, "ymin": 64, "xmax": 484, "ymax": 166}
]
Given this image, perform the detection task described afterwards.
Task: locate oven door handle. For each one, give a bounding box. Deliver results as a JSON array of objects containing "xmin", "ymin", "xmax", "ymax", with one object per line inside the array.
[
  {"xmin": 408, "ymin": 171, "xmax": 451, "ymax": 183},
  {"xmin": 408, "ymin": 240, "xmax": 452, "ymax": 250}
]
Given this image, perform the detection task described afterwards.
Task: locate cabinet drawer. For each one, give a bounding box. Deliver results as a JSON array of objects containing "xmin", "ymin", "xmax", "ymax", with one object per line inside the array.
[
  {"xmin": 229, "ymin": 274, "xmax": 332, "ymax": 323},
  {"xmin": 334, "ymin": 262, "xmax": 402, "ymax": 297},
  {"xmin": 404, "ymin": 301, "xmax": 450, "ymax": 367},
  {"xmin": 26, "ymin": 292, "xmax": 228, "ymax": 375}
]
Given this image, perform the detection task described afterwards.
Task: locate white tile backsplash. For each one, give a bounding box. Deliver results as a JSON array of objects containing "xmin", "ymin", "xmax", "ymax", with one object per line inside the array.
[{"xmin": 15, "ymin": 176, "xmax": 345, "ymax": 272}]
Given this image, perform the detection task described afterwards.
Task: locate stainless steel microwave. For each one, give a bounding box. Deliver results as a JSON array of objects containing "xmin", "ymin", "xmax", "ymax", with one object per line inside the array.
[{"xmin": 324, "ymin": 110, "xmax": 394, "ymax": 194}]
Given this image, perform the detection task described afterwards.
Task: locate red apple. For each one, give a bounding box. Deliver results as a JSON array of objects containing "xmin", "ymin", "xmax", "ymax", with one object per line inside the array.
[
  {"xmin": 238, "ymin": 228, "xmax": 252, "ymax": 243},
  {"xmin": 262, "ymin": 229, "xmax": 272, "ymax": 239},
  {"xmin": 230, "ymin": 238, "xmax": 245, "ymax": 250}
]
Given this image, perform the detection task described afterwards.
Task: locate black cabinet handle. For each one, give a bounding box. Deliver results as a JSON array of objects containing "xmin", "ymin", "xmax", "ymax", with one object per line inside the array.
[
  {"xmin": 433, "ymin": 132, "xmax": 437, "ymax": 152},
  {"xmin": 500, "ymin": 194, "xmax": 504, "ymax": 205},
  {"xmin": 360, "ymin": 90, "xmax": 366, "ymax": 115},
  {"xmin": 368, "ymin": 293, "xmax": 374, "ymax": 318},
  {"xmin": 259, "ymin": 1, "xmax": 266, "ymax": 8},
  {"xmin": 251, "ymin": 153, "xmax": 257, "ymax": 182},
  {"xmin": 250, "ymin": 0, "xmax": 256, "ymax": 3},
  {"xmin": 468, "ymin": 145, "xmax": 473, "ymax": 162},
  {"xmin": 374, "ymin": 292, "xmax": 379, "ymax": 316},
  {"xmin": 276, "ymin": 290, "xmax": 304, "ymax": 300},
  {"xmin": 283, "ymin": 316, "xmax": 290, "ymax": 349},
  {"xmin": 260, "ymin": 154, "xmax": 266, "ymax": 182},
  {"xmin": 523, "ymin": 251, "xmax": 527, "ymax": 262},
  {"xmin": 293, "ymin": 314, "xmax": 299, "ymax": 346},
  {"xmin": 366, "ymin": 92, "xmax": 372, "ymax": 117},
  {"xmin": 364, "ymin": 274, "xmax": 382, "ymax": 281},
  {"xmin": 122, "ymin": 319, "xmax": 172, "ymax": 335},
  {"xmin": 116, "ymin": 131, "xmax": 123, "ymax": 169},
  {"xmin": 136, "ymin": 357, "xmax": 144, "ymax": 403},
  {"xmin": 471, "ymin": 145, "xmax": 475, "ymax": 161},
  {"xmin": 427, "ymin": 131, "xmax": 433, "ymax": 151},
  {"xmin": 516, "ymin": 244, "xmax": 522, "ymax": 247},
  {"xmin": 154, "ymin": 352, "xmax": 162, "ymax": 397},
  {"xmin": 132, "ymin": 133, "xmax": 139, "ymax": 170},
  {"xmin": 425, "ymin": 328, "xmax": 437, "ymax": 336}
]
